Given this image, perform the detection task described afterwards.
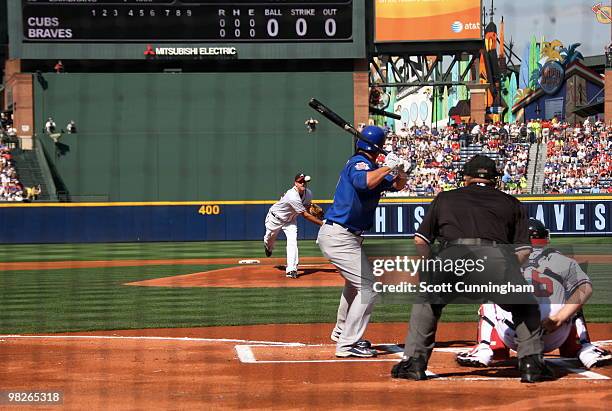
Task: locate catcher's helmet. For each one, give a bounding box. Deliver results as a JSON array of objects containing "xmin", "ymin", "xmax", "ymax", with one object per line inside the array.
[
  {"xmin": 528, "ymin": 218, "xmax": 550, "ymax": 245},
  {"xmin": 356, "ymin": 126, "xmax": 385, "ymax": 152}
]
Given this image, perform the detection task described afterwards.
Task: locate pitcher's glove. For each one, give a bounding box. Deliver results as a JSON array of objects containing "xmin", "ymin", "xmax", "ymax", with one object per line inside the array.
[{"xmin": 308, "ymin": 203, "xmax": 324, "ymax": 220}]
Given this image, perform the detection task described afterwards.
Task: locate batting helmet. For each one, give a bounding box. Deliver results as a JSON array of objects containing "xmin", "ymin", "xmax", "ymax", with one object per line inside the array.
[
  {"xmin": 528, "ymin": 218, "xmax": 550, "ymax": 246},
  {"xmin": 356, "ymin": 126, "xmax": 385, "ymax": 152}
]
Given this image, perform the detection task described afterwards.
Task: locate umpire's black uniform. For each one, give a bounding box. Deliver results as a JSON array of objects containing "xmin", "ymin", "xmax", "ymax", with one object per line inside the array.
[{"xmin": 392, "ymin": 155, "xmax": 552, "ymax": 383}]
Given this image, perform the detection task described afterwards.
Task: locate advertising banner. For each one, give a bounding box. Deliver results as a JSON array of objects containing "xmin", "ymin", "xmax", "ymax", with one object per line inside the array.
[
  {"xmin": 0, "ymin": 197, "xmax": 609, "ymax": 243},
  {"xmin": 367, "ymin": 199, "xmax": 612, "ymax": 237},
  {"xmin": 375, "ymin": 0, "xmax": 482, "ymax": 42}
]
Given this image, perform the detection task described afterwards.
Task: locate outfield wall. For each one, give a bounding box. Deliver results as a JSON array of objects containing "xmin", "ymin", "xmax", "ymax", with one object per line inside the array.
[
  {"xmin": 0, "ymin": 196, "xmax": 610, "ymax": 243},
  {"xmin": 34, "ymin": 72, "xmax": 355, "ymax": 202}
]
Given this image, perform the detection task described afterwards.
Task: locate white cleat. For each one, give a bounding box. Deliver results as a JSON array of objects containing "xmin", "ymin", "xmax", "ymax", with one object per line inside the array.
[
  {"xmin": 456, "ymin": 343, "xmax": 494, "ymax": 368},
  {"xmin": 578, "ymin": 343, "xmax": 612, "ymax": 369}
]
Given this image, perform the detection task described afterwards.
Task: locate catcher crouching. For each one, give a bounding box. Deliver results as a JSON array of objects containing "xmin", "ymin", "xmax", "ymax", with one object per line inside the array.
[{"xmin": 263, "ymin": 173, "xmax": 324, "ymax": 278}]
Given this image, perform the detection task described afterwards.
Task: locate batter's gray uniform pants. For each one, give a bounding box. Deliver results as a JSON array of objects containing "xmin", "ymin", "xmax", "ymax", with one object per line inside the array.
[{"xmin": 317, "ymin": 222, "xmax": 378, "ymax": 353}]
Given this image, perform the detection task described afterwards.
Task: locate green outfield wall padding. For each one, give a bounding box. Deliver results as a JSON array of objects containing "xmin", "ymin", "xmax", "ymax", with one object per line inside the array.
[{"xmin": 34, "ymin": 72, "xmax": 354, "ymax": 201}]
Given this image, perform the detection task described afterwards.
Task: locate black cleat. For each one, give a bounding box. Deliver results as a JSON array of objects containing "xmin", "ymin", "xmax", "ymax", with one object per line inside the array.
[
  {"xmin": 286, "ymin": 270, "xmax": 298, "ymax": 279},
  {"xmin": 519, "ymin": 354, "xmax": 555, "ymax": 383},
  {"xmin": 336, "ymin": 346, "xmax": 376, "ymax": 358},
  {"xmin": 391, "ymin": 357, "xmax": 428, "ymax": 381},
  {"xmin": 330, "ymin": 333, "xmax": 371, "ymax": 349},
  {"xmin": 355, "ymin": 340, "xmax": 372, "ymax": 349},
  {"xmin": 264, "ymin": 245, "xmax": 272, "ymax": 257}
]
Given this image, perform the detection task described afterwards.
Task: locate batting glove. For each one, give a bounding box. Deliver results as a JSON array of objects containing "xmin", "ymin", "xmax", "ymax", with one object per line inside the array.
[{"xmin": 383, "ymin": 153, "xmax": 401, "ymax": 170}]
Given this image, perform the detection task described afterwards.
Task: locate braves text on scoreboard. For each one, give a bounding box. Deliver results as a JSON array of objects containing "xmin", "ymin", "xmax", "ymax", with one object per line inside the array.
[{"xmin": 22, "ymin": 0, "xmax": 353, "ymax": 42}]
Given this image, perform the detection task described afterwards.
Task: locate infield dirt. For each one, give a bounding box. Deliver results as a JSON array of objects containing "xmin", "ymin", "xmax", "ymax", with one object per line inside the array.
[{"xmin": 1, "ymin": 323, "xmax": 611, "ymax": 410}]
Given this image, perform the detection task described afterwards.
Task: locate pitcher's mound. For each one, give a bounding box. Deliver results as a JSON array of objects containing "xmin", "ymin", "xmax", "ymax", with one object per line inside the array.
[{"xmin": 126, "ymin": 263, "xmax": 342, "ymax": 288}]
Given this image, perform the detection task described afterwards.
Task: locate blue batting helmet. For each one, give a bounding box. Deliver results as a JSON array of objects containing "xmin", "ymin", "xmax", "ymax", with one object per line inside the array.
[{"xmin": 356, "ymin": 126, "xmax": 385, "ymax": 152}]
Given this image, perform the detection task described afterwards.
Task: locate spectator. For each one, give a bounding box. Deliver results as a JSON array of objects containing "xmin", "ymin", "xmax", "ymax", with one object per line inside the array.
[
  {"xmin": 26, "ymin": 185, "xmax": 42, "ymax": 201},
  {"xmin": 542, "ymin": 120, "xmax": 611, "ymax": 194},
  {"xmin": 54, "ymin": 60, "xmax": 64, "ymax": 73},
  {"xmin": 0, "ymin": 117, "xmax": 27, "ymax": 201},
  {"xmin": 45, "ymin": 117, "xmax": 56, "ymax": 134},
  {"xmin": 377, "ymin": 119, "xmax": 609, "ymax": 197},
  {"xmin": 382, "ymin": 121, "xmax": 531, "ymax": 196}
]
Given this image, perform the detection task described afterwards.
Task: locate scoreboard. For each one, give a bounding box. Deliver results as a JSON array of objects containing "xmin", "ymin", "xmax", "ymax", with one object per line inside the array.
[
  {"xmin": 23, "ymin": 0, "xmax": 353, "ymax": 42},
  {"xmin": 10, "ymin": 1, "xmax": 365, "ymax": 59}
]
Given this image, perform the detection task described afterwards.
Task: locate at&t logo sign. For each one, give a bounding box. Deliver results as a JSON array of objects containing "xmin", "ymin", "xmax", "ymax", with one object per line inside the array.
[
  {"xmin": 451, "ymin": 21, "xmax": 480, "ymax": 33},
  {"xmin": 451, "ymin": 21, "xmax": 464, "ymax": 33}
]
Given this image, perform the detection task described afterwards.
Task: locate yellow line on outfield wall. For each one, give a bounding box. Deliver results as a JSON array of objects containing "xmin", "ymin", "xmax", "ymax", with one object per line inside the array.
[
  {"xmin": 517, "ymin": 195, "xmax": 612, "ymax": 201},
  {"xmin": 0, "ymin": 195, "xmax": 609, "ymax": 207},
  {"xmin": 0, "ymin": 200, "xmax": 318, "ymax": 207}
]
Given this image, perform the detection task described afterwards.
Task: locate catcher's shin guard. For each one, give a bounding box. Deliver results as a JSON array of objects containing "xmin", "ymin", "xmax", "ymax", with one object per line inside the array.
[
  {"xmin": 477, "ymin": 305, "xmax": 510, "ymax": 360},
  {"xmin": 574, "ymin": 310, "xmax": 591, "ymax": 345},
  {"xmin": 559, "ymin": 311, "xmax": 589, "ymax": 358},
  {"xmin": 558, "ymin": 325, "xmax": 582, "ymax": 358},
  {"xmin": 489, "ymin": 328, "xmax": 510, "ymax": 360}
]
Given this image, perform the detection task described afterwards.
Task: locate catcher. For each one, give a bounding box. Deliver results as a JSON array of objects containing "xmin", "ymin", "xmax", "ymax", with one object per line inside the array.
[
  {"xmin": 263, "ymin": 173, "xmax": 324, "ymax": 278},
  {"xmin": 456, "ymin": 218, "xmax": 612, "ymax": 370}
]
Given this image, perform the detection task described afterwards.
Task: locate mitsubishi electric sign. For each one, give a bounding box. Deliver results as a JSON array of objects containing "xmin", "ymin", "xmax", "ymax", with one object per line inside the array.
[{"xmin": 143, "ymin": 45, "xmax": 238, "ymax": 59}]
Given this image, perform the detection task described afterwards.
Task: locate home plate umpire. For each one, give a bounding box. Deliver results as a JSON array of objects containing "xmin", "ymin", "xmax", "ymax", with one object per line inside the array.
[{"xmin": 391, "ymin": 155, "xmax": 555, "ymax": 383}]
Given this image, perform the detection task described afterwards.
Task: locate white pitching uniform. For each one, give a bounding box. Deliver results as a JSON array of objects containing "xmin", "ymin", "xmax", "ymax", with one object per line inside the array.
[
  {"xmin": 263, "ymin": 186, "xmax": 312, "ymax": 274},
  {"xmin": 459, "ymin": 247, "xmax": 611, "ymax": 368}
]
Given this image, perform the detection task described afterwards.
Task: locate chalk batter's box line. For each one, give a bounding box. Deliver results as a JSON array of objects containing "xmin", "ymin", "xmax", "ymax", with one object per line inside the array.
[
  {"xmin": 1, "ymin": 335, "xmax": 609, "ymax": 380},
  {"xmin": 235, "ymin": 343, "xmax": 611, "ymax": 381}
]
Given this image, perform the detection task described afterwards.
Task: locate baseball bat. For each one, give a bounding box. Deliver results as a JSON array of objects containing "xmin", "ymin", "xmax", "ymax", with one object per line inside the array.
[
  {"xmin": 308, "ymin": 98, "xmax": 386, "ymax": 155},
  {"xmin": 369, "ymin": 106, "xmax": 401, "ymax": 120}
]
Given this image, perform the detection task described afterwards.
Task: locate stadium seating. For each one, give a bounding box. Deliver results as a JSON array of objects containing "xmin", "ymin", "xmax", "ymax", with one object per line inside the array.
[
  {"xmin": 542, "ymin": 120, "xmax": 611, "ymax": 194},
  {"xmin": 0, "ymin": 119, "xmax": 26, "ymax": 201},
  {"xmin": 386, "ymin": 124, "xmax": 530, "ymax": 196}
]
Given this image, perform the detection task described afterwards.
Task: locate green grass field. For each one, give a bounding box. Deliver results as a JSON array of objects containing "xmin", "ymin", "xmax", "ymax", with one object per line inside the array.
[{"xmin": 0, "ymin": 238, "xmax": 610, "ymax": 334}]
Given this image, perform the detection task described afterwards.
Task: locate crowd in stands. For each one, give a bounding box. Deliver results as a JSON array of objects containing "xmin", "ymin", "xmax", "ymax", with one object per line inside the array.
[
  {"xmin": 543, "ymin": 119, "xmax": 612, "ymax": 194},
  {"xmin": 1, "ymin": 108, "xmax": 609, "ymax": 200},
  {"xmin": 375, "ymin": 116, "xmax": 611, "ymax": 196},
  {"xmin": 0, "ymin": 111, "xmax": 26, "ymax": 201},
  {"xmin": 380, "ymin": 122, "xmax": 531, "ymax": 196}
]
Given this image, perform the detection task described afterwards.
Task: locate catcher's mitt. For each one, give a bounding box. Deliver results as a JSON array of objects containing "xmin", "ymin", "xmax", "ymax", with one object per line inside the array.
[{"xmin": 308, "ymin": 203, "xmax": 324, "ymax": 220}]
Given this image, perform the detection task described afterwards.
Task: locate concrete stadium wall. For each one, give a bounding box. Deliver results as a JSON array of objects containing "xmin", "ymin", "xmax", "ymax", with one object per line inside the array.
[
  {"xmin": 0, "ymin": 196, "xmax": 610, "ymax": 243},
  {"xmin": 34, "ymin": 72, "xmax": 355, "ymax": 202}
]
